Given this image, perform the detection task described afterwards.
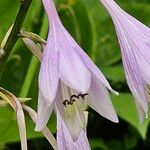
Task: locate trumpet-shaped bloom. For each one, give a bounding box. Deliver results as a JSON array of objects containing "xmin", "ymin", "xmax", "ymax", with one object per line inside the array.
[
  {"xmin": 36, "ymin": 0, "xmax": 118, "ymax": 141},
  {"xmin": 99, "ymin": 0, "xmax": 150, "ymax": 121}
]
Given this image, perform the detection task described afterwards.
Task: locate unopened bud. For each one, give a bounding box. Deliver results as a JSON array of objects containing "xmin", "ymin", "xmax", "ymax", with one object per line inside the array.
[
  {"xmin": 22, "ymin": 38, "xmax": 42, "ymax": 61},
  {"xmin": 20, "ymin": 30, "xmax": 46, "ymax": 46},
  {"xmin": 1, "ymin": 25, "xmax": 13, "ymax": 49}
]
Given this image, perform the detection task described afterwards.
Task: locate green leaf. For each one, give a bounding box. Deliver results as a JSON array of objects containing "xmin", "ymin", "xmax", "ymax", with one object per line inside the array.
[
  {"xmin": 58, "ymin": 0, "xmax": 94, "ymax": 54},
  {"xmin": 0, "ymin": 105, "xmax": 56, "ymax": 144},
  {"xmin": 101, "ymin": 65, "xmax": 125, "ymax": 82},
  {"xmin": 89, "ymin": 139, "xmax": 108, "ymax": 150},
  {"xmin": 81, "ymin": 0, "xmax": 121, "ymax": 66},
  {"xmin": 0, "ymin": 0, "xmax": 18, "ymax": 42},
  {"xmin": 111, "ymin": 93, "xmax": 150, "ymax": 139}
]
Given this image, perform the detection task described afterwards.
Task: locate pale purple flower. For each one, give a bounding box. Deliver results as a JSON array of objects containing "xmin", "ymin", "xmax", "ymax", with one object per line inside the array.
[
  {"xmin": 35, "ymin": 0, "xmax": 118, "ymax": 141},
  {"xmin": 99, "ymin": 0, "xmax": 150, "ymax": 121}
]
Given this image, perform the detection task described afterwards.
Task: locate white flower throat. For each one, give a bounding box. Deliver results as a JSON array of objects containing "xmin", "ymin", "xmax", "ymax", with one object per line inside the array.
[{"xmin": 60, "ymin": 82, "xmax": 88, "ymax": 128}]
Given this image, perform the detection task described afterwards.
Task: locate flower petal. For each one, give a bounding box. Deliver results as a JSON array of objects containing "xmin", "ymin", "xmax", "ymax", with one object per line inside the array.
[
  {"xmin": 35, "ymin": 91, "xmax": 53, "ymax": 131},
  {"xmin": 56, "ymin": 109, "xmax": 91, "ymax": 150},
  {"xmin": 136, "ymin": 51, "xmax": 150, "ymax": 86},
  {"xmin": 100, "ymin": 0, "xmax": 150, "ymax": 84},
  {"xmin": 75, "ymin": 46, "xmax": 118, "ymax": 95},
  {"xmin": 59, "ymin": 47, "xmax": 91, "ymax": 93},
  {"xmin": 55, "ymin": 103, "xmax": 83, "ymax": 141},
  {"xmin": 111, "ymin": 1, "xmax": 150, "ymax": 40},
  {"xmin": 134, "ymin": 100, "xmax": 147, "ymax": 123},
  {"xmin": 75, "ymin": 130, "xmax": 91, "ymax": 150},
  {"xmin": 87, "ymin": 76, "xmax": 118, "ymax": 123},
  {"xmin": 39, "ymin": 35, "xmax": 59, "ymax": 104},
  {"xmin": 99, "ymin": 0, "xmax": 150, "ymax": 121},
  {"xmin": 56, "ymin": 109, "xmax": 73, "ymax": 150},
  {"xmin": 115, "ymin": 20, "xmax": 148, "ymax": 118},
  {"xmin": 55, "ymin": 84, "xmax": 86, "ymax": 141}
]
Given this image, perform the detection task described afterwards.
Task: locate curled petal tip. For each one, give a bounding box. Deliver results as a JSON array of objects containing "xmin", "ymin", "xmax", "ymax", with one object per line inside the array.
[
  {"xmin": 109, "ymin": 114, "xmax": 119, "ymax": 123},
  {"xmin": 114, "ymin": 118, "xmax": 119, "ymax": 123},
  {"xmin": 114, "ymin": 91, "xmax": 119, "ymax": 96},
  {"xmin": 110, "ymin": 89, "xmax": 119, "ymax": 96}
]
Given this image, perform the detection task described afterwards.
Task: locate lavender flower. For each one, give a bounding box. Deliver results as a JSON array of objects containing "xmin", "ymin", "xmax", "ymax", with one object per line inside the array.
[
  {"xmin": 35, "ymin": 0, "xmax": 118, "ymax": 141},
  {"xmin": 99, "ymin": 0, "xmax": 150, "ymax": 121}
]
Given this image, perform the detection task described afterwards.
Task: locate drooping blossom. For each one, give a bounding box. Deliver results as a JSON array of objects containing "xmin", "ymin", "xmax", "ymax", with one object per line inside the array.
[
  {"xmin": 99, "ymin": 0, "xmax": 150, "ymax": 121},
  {"xmin": 35, "ymin": 0, "xmax": 118, "ymax": 142}
]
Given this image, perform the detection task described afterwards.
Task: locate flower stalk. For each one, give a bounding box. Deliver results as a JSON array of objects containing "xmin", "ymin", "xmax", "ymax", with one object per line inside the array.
[
  {"xmin": 0, "ymin": 0, "xmax": 32, "ymax": 78},
  {"xmin": 0, "ymin": 87, "xmax": 27, "ymax": 150},
  {"xmin": 22, "ymin": 105, "xmax": 58, "ymax": 150}
]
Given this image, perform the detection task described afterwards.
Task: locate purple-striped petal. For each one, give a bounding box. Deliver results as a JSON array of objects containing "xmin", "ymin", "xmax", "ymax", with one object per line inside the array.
[
  {"xmin": 75, "ymin": 46, "xmax": 118, "ymax": 95},
  {"xmin": 59, "ymin": 47, "xmax": 91, "ymax": 93},
  {"xmin": 35, "ymin": 91, "xmax": 53, "ymax": 131},
  {"xmin": 87, "ymin": 76, "xmax": 118, "ymax": 123},
  {"xmin": 114, "ymin": 18, "xmax": 148, "ymax": 119},
  {"xmin": 39, "ymin": 32, "xmax": 59, "ymax": 104},
  {"xmin": 99, "ymin": 0, "xmax": 150, "ymax": 121}
]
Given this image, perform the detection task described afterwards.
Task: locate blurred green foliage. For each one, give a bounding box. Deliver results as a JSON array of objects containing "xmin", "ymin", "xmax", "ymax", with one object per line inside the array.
[{"xmin": 0, "ymin": 0, "xmax": 150, "ymax": 149}]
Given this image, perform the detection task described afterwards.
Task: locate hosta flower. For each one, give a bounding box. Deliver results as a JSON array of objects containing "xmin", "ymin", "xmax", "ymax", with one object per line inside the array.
[
  {"xmin": 35, "ymin": 0, "xmax": 118, "ymax": 141},
  {"xmin": 99, "ymin": 0, "xmax": 150, "ymax": 121}
]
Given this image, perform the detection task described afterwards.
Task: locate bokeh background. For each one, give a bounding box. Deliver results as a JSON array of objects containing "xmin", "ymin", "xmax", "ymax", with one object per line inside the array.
[{"xmin": 0, "ymin": 0, "xmax": 150, "ymax": 149}]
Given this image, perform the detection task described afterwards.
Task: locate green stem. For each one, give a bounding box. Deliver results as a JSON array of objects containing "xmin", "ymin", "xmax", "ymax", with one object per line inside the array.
[
  {"xmin": 0, "ymin": 0, "xmax": 32, "ymax": 78},
  {"xmin": 19, "ymin": 57, "xmax": 39, "ymax": 97}
]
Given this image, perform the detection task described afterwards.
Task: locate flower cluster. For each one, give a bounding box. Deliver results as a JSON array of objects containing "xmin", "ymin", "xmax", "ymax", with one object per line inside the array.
[{"xmin": 35, "ymin": 0, "xmax": 150, "ymax": 149}]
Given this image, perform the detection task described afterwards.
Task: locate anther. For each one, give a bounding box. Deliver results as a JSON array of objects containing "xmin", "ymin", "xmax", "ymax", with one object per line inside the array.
[
  {"xmin": 62, "ymin": 93, "xmax": 88, "ymax": 107},
  {"xmin": 70, "ymin": 95, "xmax": 78, "ymax": 103},
  {"xmin": 78, "ymin": 93, "xmax": 88, "ymax": 100},
  {"xmin": 62, "ymin": 99, "xmax": 70, "ymax": 107},
  {"xmin": 147, "ymin": 86, "xmax": 150, "ymax": 95}
]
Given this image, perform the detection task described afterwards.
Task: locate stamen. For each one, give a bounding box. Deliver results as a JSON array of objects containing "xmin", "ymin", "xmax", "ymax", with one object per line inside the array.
[
  {"xmin": 147, "ymin": 86, "xmax": 150, "ymax": 92},
  {"xmin": 146, "ymin": 85, "xmax": 150, "ymax": 103},
  {"xmin": 70, "ymin": 95, "xmax": 78, "ymax": 100},
  {"xmin": 74, "ymin": 103, "xmax": 85, "ymax": 128},
  {"xmin": 62, "ymin": 93, "xmax": 88, "ymax": 107},
  {"xmin": 78, "ymin": 93, "xmax": 88, "ymax": 100},
  {"xmin": 70, "ymin": 95, "xmax": 78, "ymax": 103},
  {"xmin": 62, "ymin": 99, "xmax": 70, "ymax": 107},
  {"xmin": 146, "ymin": 85, "xmax": 150, "ymax": 98}
]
